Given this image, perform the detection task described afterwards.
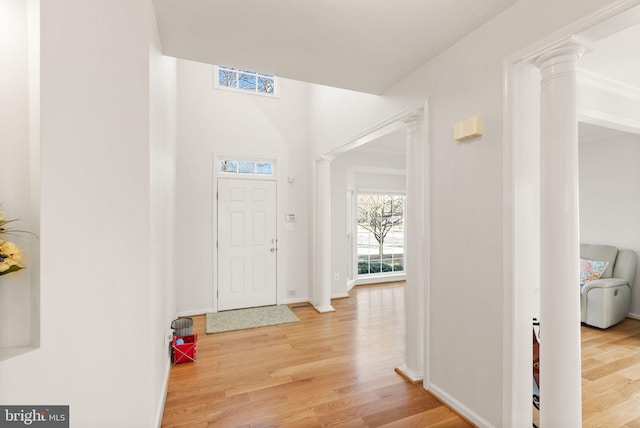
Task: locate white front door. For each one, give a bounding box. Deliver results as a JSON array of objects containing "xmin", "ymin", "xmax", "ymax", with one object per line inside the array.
[{"xmin": 217, "ymin": 178, "xmax": 277, "ymax": 311}]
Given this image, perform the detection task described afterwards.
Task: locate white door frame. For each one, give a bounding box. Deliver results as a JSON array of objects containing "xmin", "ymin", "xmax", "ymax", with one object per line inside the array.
[
  {"xmin": 213, "ymin": 155, "xmax": 281, "ymax": 312},
  {"xmin": 502, "ymin": 1, "xmax": 640, "ymax": 424}
]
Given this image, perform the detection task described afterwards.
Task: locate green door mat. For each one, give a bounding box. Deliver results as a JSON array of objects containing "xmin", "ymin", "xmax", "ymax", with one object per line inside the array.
[{"xmin": 206, "ymin": 305, "xmax": 300, "ymax": 334}]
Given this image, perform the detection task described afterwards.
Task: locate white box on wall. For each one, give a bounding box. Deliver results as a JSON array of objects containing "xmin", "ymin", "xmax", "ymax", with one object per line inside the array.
[{"xmin": 454, "ymin": 116, "xmax": 483, "ymax": 141}]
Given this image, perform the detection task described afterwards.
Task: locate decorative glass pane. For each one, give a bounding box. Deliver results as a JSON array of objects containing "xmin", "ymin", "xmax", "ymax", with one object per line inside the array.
[
  {"xmin": 258, "ymin": 76, "xmax": 275, "ymax": 94},
  {"xmin": 238, "ymin": 73, "xmax": 256, "ymax": 91},
  {"xmin": 216, "ymin": 66, "xmax": 278, "ymax": 97},
  {"xmin": 238, "ymin": 161, "xmax": 255, "ymax": 174},
  {"xmin": 219, "ymin": 160, "xmax": 273, "ymax": 175},
  {"xmin": 218, "ymin": 68, "xmax": 237, "ymax": 88},
  {"xmin": 256, "ymin": 163, "xmax": 273, "ymax": 175},
  {"xmin": 220, "ymin": 160, "xmax": 237, "ymax": 173}
]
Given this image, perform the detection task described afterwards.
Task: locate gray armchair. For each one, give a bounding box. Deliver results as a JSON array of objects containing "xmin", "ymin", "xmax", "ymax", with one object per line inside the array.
[{"xmin": 581, "ymin": 244, "xmax": 637, "ymax": 329}]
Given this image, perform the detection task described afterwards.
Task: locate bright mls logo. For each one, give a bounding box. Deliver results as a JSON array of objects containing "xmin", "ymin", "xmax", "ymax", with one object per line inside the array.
[{"xmin": 0, "ymin": 406, "xmax": 68, "ymax": 427}]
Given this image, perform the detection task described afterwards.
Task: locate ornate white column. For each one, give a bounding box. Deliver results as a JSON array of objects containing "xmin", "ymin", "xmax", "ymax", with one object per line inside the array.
[
  {"xmin": 396, "ymin": 110, "xmax": 425, "ymax": 382},
  {"xmin": 314, "ymin": 156, "xmax": 336, "ymax": 313},
  {"xmin": 536, "ymin": 40, "xmax": 586, "ymax": 427}
]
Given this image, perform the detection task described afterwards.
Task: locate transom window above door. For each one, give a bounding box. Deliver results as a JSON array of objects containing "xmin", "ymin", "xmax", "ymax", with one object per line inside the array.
[{"xmin": 219, "ymin": 160, "xmax": 274, "ymax": 176}]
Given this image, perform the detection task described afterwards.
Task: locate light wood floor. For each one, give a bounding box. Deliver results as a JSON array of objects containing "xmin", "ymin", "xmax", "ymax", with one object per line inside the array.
[
  {"xmin": 161, "ymin": 282, "xmax": 471, "ymax": 427},
  {"xmin": 162, "ymin": 283, "xmax": 640, "ymax": 427},
  {"xmin": 582, "ymin": 317, "xmax": 640, "ymax": 427}
]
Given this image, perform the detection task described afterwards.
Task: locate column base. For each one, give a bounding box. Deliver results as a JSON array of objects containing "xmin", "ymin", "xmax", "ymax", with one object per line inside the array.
[
  {"xmin": 312, "ymin": 303, "xmax": 336, "ymax": 313},
  {"xmin": 395, "ymin": 364, "xmax": 423, "ymax": 384}
]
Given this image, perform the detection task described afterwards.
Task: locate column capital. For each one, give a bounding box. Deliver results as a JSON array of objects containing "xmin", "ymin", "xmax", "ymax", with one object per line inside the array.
[
  {"xmin": 402, "ymin": 109, "xmax": 424, "ymax": 127},
  {"xmin": 534, "ymin": 36, "xmax": 592, "ymax": 75},
  {"xmin": 317, "ymin": 155, "xmax": 335, "ymax": 165},
  {"xmin": 402, "ymin": 109, "xmax": 424, "ymax": 136}
]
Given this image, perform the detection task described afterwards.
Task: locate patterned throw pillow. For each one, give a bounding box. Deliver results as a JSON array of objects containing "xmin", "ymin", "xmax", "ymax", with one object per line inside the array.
[{"xmin": 580, "ymin": 258, "xmax": 609, "ymax": 286}]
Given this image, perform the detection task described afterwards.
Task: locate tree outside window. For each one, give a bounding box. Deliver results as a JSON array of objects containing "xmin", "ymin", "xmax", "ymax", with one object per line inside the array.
[{"xmin": 357, "ymin": 193, "xmax": 405, "ymax": 275}]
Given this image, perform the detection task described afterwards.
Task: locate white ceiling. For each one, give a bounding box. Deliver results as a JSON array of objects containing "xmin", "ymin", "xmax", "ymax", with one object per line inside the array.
[{"xmin": 152, "ymin": 0, "xmax": 519, "ymax": 94}]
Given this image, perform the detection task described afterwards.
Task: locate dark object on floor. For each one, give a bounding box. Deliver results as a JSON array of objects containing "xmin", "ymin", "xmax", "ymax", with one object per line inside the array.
[{"xmin": 171, "ymin": 317, "xmax": 193, "ymax": 337}]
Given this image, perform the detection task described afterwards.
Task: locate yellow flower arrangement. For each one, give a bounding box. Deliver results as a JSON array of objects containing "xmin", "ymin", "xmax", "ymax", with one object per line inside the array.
[
  {"xmin": 0, "ymin": 239, "xmax": 25, "ymax": 275},
  {"xmin": 0, "ymin": 210, "xmax": 28, "ymax": 276}
]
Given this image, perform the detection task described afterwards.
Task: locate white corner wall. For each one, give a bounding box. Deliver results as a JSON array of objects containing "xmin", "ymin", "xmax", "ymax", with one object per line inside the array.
[
  {"xmin": 0, "ymin": 1, "xmax": 177, "ymax": 426},
  {"xmin": 175, "ymin": 60, "xmax": 312, "ymax": 314},
  {"xmin": 308, "ymin": 84, "xmax": 411, "ymax": 158},
  {"xmin": 579, "ymin": 132, "xmax": 640, "ymax": 317},
  {"xmin": 149, "ymin": 4, "xmax": 178, "ymax": 424}
]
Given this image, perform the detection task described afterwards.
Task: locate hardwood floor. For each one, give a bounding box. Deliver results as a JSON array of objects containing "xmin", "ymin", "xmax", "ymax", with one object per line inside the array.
[
  {"xmin": 161, "ymin": 283, "xmax": 471, "ymax": 427},
  {"xmin": 582, "ymin": 317, "xmax": 640, "ymax": 427},
  {"xmin": 161, "ymin": 283, "xmax": 640, "ymax": 427}
]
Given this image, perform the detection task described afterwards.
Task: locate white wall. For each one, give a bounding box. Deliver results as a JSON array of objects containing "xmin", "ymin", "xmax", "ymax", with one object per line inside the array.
[
  {"xmin": 308, "ymin": 85, "xmax": 410, "ymax": 158},
  {"xmin": 175, "ymin": 60, "xmax": 312, "ymax": 313},
  {"xmin": 579, "ymin": 132, "xmax": 640, "ymax": 317},
  {"xmin": 149, "ymin": 6, "xmax": 178, "ymax": 424},
  {"xmin": 330, "ymin": 145, "xmax": 406, "ymax": 297},
  {"xmin": 307, "ymin": 0, "xmax": 617, "ymax": 424},
  {"xmin": 0, "ymin": 1, "xmax": 177, "ymax": 426}
]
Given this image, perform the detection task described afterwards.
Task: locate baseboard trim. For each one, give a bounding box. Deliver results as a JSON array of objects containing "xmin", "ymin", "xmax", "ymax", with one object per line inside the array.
[
  {"xmin": 176, "ymin": 308, "xmax": 214, "ymax": 317},
  {"xmin": 154, "ymin": 359, "xmax": 171, "ymax": 428},
  {"xmin": 395, "ymin": 365, "xmax": 423, "ymax": 384},
  {"xmin": 281, "ymin": 298, "xmax": 311, "ymax": 306},
  {"xmin": 627, "ymin": 313, "xmax": 640, "ymax": 320},
  {"xmin": 427, "ymin": 382, "xmax": 495, "ymax": 428},
  {"xmin": 355, "ymin": 274, "xmax": 406, "ymax": 286},
  {"xmin": 331, "ymin": 292, "xmax": 350, "ymax": 299},
  {"xmin": 176, "ymin": 300, "xmax": 317, "ymax": 315},
  {"xmin": 312, "ymin": 302, "xmax": 336, "ymax": 313}
]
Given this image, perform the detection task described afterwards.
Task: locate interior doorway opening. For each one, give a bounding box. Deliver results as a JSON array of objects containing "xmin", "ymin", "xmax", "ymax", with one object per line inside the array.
[
  {"xmin": 314, "ymin": 100, "xmax": 428, "ymax": 384},
  {"xmin": 504, "ymin": 2, "xmax": 640, "ymax": 425}
]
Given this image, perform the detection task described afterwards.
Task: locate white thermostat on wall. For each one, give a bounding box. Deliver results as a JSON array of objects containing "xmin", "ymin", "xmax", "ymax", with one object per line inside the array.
[{"xmin": 285, "ymin": 214, "xmax": 296, "ymax": 222}]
